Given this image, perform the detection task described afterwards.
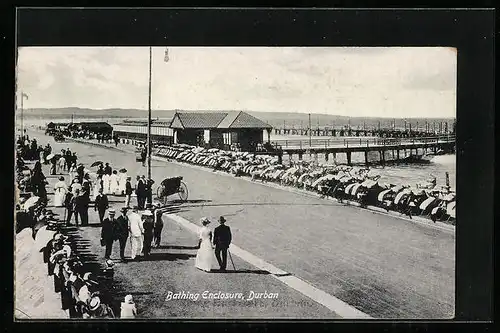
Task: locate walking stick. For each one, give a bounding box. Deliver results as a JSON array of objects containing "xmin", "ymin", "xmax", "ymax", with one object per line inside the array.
[{"xmin": 228, "ymin": 249, "xmax": 236, "ymax": 271}]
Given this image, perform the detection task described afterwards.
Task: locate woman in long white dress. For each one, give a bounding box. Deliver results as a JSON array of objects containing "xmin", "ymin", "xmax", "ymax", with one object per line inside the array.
[
  {"xmin": 93, "ymin": 175, "xmax": 103, "ymax": 200},
  {"xmin": 71, "ymin": 179, "xmax": 82, "ymax": 196},
  {"xmin": 57, "ymin": 156, "xmax": 66, "ymax": 174},
  {"xmin": 102, "ymin": 173, "xmax": 111, "ymax": 195},
  {"xmin": 110, "ymin": 170, "xmax": 120, "ymax": 195},
  {"xmin": 195, "ymin": 217, "xmax": 215, "ymax": 272},
  {"xmin": 118, "ymin": 171, "xmax": 127, "ymax": 196},
  {"xmin": 53, "ymin": 176, "xmax": 68, "ymax": 207}
]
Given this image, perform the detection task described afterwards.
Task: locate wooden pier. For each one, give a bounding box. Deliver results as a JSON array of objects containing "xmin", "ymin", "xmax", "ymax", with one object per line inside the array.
[
  {"xmin": 273, "ymin": 120, "xmax": 455, "ymax": 139},
  {"xmin": 271, "ymin": 135, "xmax": 456, "ymax": 166}
]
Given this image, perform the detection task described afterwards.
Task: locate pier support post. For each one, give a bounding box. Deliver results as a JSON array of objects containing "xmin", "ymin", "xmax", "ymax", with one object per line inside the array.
[
  {"xmin": 364, "ymin": 151, "xmax": 369, "ymax": 166},
  {"xmin": 278, "ymin": 153, "xmax": 283, "ymax": 165},
  {"xmin": 397, "ymin": 149, "xmax": 400, "ymax": 160},
  {"xmin": 298, "ymin": 152, "xmax": 303, "ymax": 161},
  {"xmin": 346, "ymin": 152, "xmax": 352, "ymax": 165},
  {"xmin": 379, "ymin": 151, "xmax": 384, "ymax": 165}
]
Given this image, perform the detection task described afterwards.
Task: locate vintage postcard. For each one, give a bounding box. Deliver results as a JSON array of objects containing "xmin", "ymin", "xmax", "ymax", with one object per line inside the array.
[{"xmin": 15, "ymin": 45, "xmax": 456, "ymax": 320}]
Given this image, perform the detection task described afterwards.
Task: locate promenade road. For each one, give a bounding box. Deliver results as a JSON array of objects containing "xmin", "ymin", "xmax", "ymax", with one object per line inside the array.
[{"xmin": 25, "ymin": 129, "xmax": 455, "ymax": 319}]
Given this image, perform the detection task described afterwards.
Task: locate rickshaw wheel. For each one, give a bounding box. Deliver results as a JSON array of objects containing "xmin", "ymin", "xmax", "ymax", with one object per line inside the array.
[{"xmin": 178, "ymin": 182, "xmax": 188, "ymax": 201}]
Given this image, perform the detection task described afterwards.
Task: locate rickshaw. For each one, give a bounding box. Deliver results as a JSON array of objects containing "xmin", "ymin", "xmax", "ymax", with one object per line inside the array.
[
  {"xmin": 135, "ymin": 143, "xmax": 146, "ymax": 162},
  {"xmin": 54, "ymin": 132, "xmax": 65, "ymax": 142},
  {"xmin": 156, "ymin": 176, "xmax": 189, "ymax": 205}
]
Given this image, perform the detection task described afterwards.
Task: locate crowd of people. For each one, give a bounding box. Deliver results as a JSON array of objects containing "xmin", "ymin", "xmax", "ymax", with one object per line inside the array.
[
  {"xmin": 15, "ymin": 134, "xmax": 162, "ymax": 318},
  {"xmin": 152, "ymin": 144, "xmax": 456, "ymax": 223},
  {"xmin": 100, "ymin": 204, "xmax": 168, "ymax": 262},
  {"xmin": 45, "ymin": 127, "xmax": 114, "ymax": 143}
]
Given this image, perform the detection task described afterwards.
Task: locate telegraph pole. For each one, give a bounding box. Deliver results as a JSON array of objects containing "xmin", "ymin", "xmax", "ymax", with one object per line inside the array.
[{"xmin": 147, "ymin": 46, "xmax": 153, "ymax": 194}]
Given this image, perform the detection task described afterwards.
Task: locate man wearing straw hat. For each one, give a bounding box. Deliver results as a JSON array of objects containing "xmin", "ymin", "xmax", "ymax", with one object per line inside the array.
[
  {"xmin": 127, "ymin": 206, "xmax": 143, "ymax": 260},
  {"xmin": 115, "ymin": 207, "xmax": 129, "ymax": 262}
]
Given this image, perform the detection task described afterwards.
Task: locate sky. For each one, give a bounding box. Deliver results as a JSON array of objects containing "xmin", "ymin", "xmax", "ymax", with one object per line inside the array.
[{"xmin": 17, "ymin": 47, "xmax": 456, "ymax": 118}]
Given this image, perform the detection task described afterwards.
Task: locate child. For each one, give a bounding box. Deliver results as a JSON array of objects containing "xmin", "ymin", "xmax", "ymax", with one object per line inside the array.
[{"xmin": 120, "ymin": 294, "xmax": 137, "ymax": 318}]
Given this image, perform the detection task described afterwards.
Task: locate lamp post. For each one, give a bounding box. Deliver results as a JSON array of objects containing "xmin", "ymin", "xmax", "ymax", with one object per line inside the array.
[
  {"xmin": 308, "ymin": 113, "xmax": 312, "ymax": 147},
  {"xmin": 147, "ymin": 46, "xmax": 152, "ymax": 204}
]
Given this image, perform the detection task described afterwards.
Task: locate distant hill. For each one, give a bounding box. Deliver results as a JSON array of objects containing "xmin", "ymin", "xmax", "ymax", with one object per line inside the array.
[{"xmin": 21, "ymin": 107, "xmax": 455, "ymax": 130}]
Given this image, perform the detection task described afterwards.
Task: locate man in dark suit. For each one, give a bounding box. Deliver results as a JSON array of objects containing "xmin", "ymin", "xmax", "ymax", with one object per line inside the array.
[
  {"xmin": 115, "ymin": 207, "xmax": 129, "ymax": 262},
  {"xmin": 141, "ymin": 210, "xmax": 154, "ymax": 257},
  {"xmin": 124, "ymin": 176, "xmax": 133, "ymax": 208},
  {"xmin": 104, "ymin": 163, "xmax": 112, "ymax": 176},
  {"xmin": 101, "ymin": 209, "xmax": 116, "ymax": 260},
  {"xmin": 213, "ymin": 216, "xmax": 232, "ymax": 271},
  {"xmin": 64, "ymin": 191, "xmax": 75, "ymax": 226},
  {"xmin": 74, "ymin": 189, "xmax": 89, "ymax": 227},
  {"xmin": 94, "ymin": 188, "xmax": 109, "ymax": 223},
  {"xmin": 76, "ymin": 163, "xmax": 85, "ymax": 184},
  {"xmin": 136, "ymin": 176, "xmax": 146, "ymax": 210},
  {"xmin": 145, "ymin": 177, "xmax": 155, "ymax": 206}
]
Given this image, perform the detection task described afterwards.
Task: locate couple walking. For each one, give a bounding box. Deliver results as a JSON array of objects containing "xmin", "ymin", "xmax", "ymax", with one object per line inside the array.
[{"xmin": 195, "ymin": 216, "xmax": 232, "ymax": 272}]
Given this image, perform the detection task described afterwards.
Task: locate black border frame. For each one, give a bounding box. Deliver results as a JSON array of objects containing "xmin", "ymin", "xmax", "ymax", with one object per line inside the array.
[{"xmin": 2, "ymin": 6, "xmax": 495, "ymax": 333}]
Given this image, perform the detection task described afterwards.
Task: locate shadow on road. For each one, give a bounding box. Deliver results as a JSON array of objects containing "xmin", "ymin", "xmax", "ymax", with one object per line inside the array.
[
  {"xmin": 139, "ymin": 252, "xmax": 196, "ymax": 262},
  {"xmin": 169, "ymin": 199, "xmax": 212, "ymax": 205},
  {"xmin": 179, "ymin": 202, "xmax": 338, "ymax": 209},
  {"xmin": 157, "ymin": 245, "xmax": 199, "ymax": 250},
  {"xmin": 210, "ymin": 269, "xmax": 271, "ymax": 275}
]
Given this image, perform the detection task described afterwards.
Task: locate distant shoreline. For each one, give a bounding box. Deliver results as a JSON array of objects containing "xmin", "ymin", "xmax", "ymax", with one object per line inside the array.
[{"xmin": 18, "ymin": 109, "xmax": 456, "ymax": 130}]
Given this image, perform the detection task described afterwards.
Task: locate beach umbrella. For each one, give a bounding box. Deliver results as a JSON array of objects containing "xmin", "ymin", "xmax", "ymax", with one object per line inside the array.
[
  {"xmin": 414, "ymin": 189, "xmax": 426, "ymax": 196},
  {"xmin": 390, "ymin": 185, "xmax": 404, "ymax": 193},
  {"xmin": 419, "ymin": 197, "xmax": 438, "ymax": 211},
  {"xmin": 312, "ymin": 174, "xmax": 336, "ymax": 187},
  {"xmin": 377, "ymin": 189, "xmax": 391, "ymax": 202},
  {"xmin": 23, "ymin": 196, "xmax": 40, "ymax": 210},
  {"xmin": 298, "ymin": 173, "xmax": 312, "ymax": 183},
  {"xmin": 394, "ymin": 189, "xmax": 411, "ymax": 205},
  {"xmin": 340, "ymin": 176, "xmax": 352, "ymax": 183},
  {"xmin": 344, "ymin": 183, "xmax": 356, "ymax": 194},
  {"xmin": 361, "ymin": 179, "xmax": 377, "ymax": 188},
  {"xmin": 45, "ymin": 153, "xmax": 55, "ymax": 161},
  {"xmin": 283, "ymin": 167, "xmax": 298, "ymax": 177},
  {"xmin": 90, "ymin": 161, "xmax": 103, "ymax": 167},
  {"xmin": 351, "ymin": 183, "xmax": 363, "ymax": 195}
]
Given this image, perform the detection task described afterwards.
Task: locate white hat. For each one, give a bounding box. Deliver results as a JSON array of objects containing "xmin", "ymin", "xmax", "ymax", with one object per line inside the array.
[
  {"xmin": 142, "ymin": 210, "xmax": 153, "ymax": 216},
  {"xmin": 89, "ymin": 296, "xmax": 101, "ymax": 311},
  {"xmin": 124, "ymin": 294, "xmax": 133, "ymax": 304}
]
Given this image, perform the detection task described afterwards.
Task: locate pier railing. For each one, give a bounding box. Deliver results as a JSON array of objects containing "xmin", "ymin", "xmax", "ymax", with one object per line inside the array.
[{"xmin": 271, "ymin": 135, "xmax": 455, "ymax": 150}]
